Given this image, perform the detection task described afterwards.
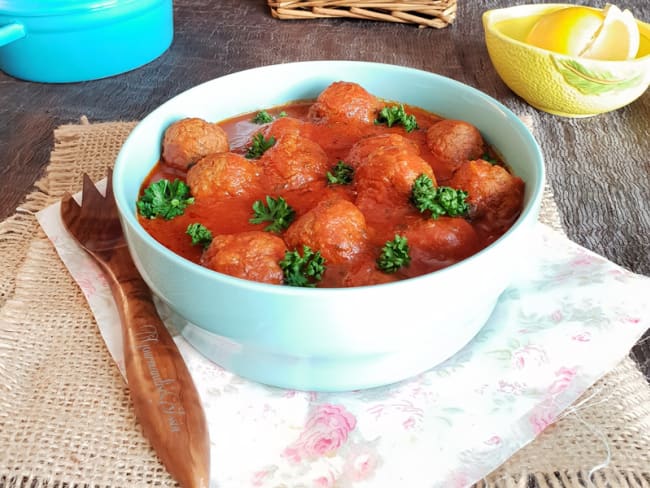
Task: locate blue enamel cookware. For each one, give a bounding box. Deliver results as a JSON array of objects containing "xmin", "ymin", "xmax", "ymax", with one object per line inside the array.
[{"xmin": 0, "ymin": 0, "xmax": 172, "ymax": 83}]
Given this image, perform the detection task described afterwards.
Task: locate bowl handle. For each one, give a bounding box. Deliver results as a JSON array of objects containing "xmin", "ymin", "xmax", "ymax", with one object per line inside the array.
[{"xmin": 0, "ymin": 23, "xmax": 26, "ymax": 47}]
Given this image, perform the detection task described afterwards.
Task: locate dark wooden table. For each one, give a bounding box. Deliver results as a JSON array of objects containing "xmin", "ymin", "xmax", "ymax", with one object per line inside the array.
[{"xmin": 1, "ymin": 0, "xmax": 648, "ymax": 376}]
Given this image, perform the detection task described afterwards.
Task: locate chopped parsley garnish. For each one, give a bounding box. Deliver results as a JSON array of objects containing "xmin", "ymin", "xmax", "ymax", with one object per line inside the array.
[
  {"xmin": 252, "ymin": 110, "xmax": 288, "ymax": 124},
  {"xmin": 245, "ymin": 133, "xmax": 276, "ymax": 159},
  {"xmin": 249, "ymin": 196, "xmax": 296, "ymax": 233},
  {"xmin": 375, "ymin": 104, "xmax": 418, "ymax": 132},
  {"xmin": 377, "ymin": 235, "xmax": 411, "ymax": 273},
  {"xmin": 481, "ymin": 153, "xmax": 498, "ymax": 164},
  {"xmin": 326, "ymin": 161, "xmax": 354, "ymax": 185},
  {"xmin": 411, "ymin": 174, "xmax": 469, "ymax": 219},
  {"xmin": 280, "ymin": 245, "xmax": 326, "ymax": 287},
  {"xmin": 252, "ymin": 110, "xmax": 274, "ymax": 124},
  {"xmin": 186, "ymin": 223, "xmax": 213, "ymax": 249},
  {"xmin": 136, "ymin": 179, "xmax": 194, "ymax": 220}
]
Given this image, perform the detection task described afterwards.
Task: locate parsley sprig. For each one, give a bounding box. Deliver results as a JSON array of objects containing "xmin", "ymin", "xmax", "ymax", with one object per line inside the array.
[
  {"xmin": 411, "ymin": 174, "xmax": 469, "ymax": 219},
  {"xmin": 136, "ymin": 179, "xmax": 194, "ymax": 220},
  {"xmin": 326, "ymin": 161, "xmax": 354, "ymax": 185},
  {"xmin": 186, "ymin": 223, "xmax": 213, "ymax": 249},
  {"xmin": 280, "ymin": 245, "xmax": 326, "ymax": 287},
  {"xmin": 245, "ymin": 133, "xmax": 276, "ymax": 159},
  {"xmin": 250, "ymin": 196, "xmax": 296, "ymax": 233},
  {"xmin": 481, "ymin": 152, "xmax": 498, "ymax": 164},
  {"xmin": 252, "ymin": 110, "xmax": 288, "ymax": 124},
  {"xmin": 252, "ymin": 110, "xmax": 274, "ymax": 124},
  {"xmin": 377, "ymin": 235, "xmax": 411, "ymax": 273},
  {"xmin": 375, "ymin": 104, "xmax": 418, "ymax": 132}
]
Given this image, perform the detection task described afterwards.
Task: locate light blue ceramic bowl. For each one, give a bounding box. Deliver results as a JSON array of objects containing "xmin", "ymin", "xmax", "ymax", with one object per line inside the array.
[
  {"xmin": 113, "ymin": 61, "xmax": 545, "ymax": 392},
  {"xmin": 0, "ymin": 0, "xmax": 172, "ymax": 82}
]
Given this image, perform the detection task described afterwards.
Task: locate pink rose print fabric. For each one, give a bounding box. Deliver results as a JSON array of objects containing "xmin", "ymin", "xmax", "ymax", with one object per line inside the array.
[
  {"xmin": 284, "ymin": 404, "xmax": 357, "ymax": 462},
  {"xmin": 39, "ymin": 193, "xmax": 650, "ymax": 488}
]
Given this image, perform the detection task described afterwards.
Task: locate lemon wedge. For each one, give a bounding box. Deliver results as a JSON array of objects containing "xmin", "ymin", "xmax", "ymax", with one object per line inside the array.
[{"xmin": 525, "ymin": 4, "xmax": 640, "ymax": 61}]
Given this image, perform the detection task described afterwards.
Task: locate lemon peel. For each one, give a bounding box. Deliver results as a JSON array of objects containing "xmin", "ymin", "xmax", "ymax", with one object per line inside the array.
[{"xmin": 525, "ymin": 3, "xmax": 640, "ymax": 61}]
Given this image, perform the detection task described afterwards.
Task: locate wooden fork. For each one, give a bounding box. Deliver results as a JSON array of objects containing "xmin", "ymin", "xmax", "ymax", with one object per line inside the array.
[{"xmin": 60, "ymin": 171, "xmax": 210, "ymax": 488}]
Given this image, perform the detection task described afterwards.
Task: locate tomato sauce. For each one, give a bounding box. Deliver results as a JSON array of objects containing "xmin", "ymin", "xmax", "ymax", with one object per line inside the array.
[{"xmin": 138, "ymin": 97, "xmax": 522, "ymax": 287}]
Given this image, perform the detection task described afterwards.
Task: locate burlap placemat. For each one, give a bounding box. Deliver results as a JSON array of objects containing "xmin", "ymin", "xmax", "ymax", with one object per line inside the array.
[{"xmin": 0, "ymin": 120, "xmax": 649, "ymax": 487}]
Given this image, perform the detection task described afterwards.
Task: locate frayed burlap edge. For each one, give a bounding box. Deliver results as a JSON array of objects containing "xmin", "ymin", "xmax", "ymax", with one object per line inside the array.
[
  {"xmin": 0, "ymin": 119, "xmax": 649, "ymax": 488},
  {"xmin": 0, "ymin": 120, "xmax": 178, "ymax": 487},
  {"xmin": 0, "ymin": 118, "xmax": 137, "ymax": 392},
  {"xmin": 0, "ymin": 118, "xmax": 96, "ymax": 401},
  {"xmin": 479, "ymin": 356, "xmax": 650, "ymax": 487},
  {"xmin": 0, "ymin": 117, "xmax": 136, "ymax": 307}
]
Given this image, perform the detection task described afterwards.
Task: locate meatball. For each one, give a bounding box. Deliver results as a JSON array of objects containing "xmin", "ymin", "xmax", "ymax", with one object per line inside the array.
[
  {"xmin": 355, "ymin": 146, "xmax": 436, "ymax": 210},
  {"xmin": 426, "ymin": 119, "xmax": 485, "ymax": 172},
  {"xmin": 308, "ymin": 81, "xmax": 381, "ymax": 125},
  {"xmin": 201, "ymin": 231, "xmax": 287, "ymax": 284},
  {"xmin": 448, "ymin": 159, "xmax": 525, "ymax": 232},
  {"xmin": 403, "ymin": 216, "xmax": 480, "ymax": 272},
  {"xmin": 263, "ymin": 116, "xmax": 310, "ymax": 140},
  {"xmin": 259, "ymin": 133, "xmax": 329, "ymax": 191},
  {"xmin": 162, "ymin": 117, "xmax": 229, "ymax": 170},
  {"xmin": 347, "ymin": 133, "xmax": 419, "ymax": 168},
  {"xmin": 186, "ymin": 152, "xmax": 261, "ymax": 199},
  {"xmin": 284, "ymin": 198, "xmax": 368, "ymax": 264},
  {"xmin": 341, "ymin": 258, "xmax": 399, "ymax": 287}
]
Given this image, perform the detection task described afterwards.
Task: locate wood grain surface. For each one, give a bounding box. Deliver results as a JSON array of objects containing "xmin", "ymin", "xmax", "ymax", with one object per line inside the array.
[
  {"xmin": 1, "ymin": 0, "xmax": 648, "ymax": 376},
  {"xmin": 60, "ymin": 174, "xmax": 210, "ymax": 488}
]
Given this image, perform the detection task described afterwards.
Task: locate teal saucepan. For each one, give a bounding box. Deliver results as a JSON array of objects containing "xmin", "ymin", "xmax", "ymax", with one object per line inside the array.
[{"xmin": 0, "ymin": 0, "xmax": 172, "ymax": 83}]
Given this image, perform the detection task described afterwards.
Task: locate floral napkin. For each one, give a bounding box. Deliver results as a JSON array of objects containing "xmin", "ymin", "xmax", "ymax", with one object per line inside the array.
[{"xmin": 37, "ymin": 194, "xmax": 649, "ymax": 488}]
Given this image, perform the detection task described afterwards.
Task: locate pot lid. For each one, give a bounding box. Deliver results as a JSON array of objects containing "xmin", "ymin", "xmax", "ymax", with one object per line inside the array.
[{"xmin": 0, "ymin": 0, "xmax": 144, "ymax": 16}]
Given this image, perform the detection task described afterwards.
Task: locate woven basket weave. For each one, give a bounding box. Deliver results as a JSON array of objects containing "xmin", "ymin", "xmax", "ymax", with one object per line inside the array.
[{"xmin": 268, "ymin": 0, "xmax": 457, "ymax": 28}]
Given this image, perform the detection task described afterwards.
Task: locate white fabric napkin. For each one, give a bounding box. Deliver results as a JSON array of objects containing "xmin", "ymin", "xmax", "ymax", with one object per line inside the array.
[{"xmin": 37, "ymin": 194, "xmax": 649, "ymax": 488}]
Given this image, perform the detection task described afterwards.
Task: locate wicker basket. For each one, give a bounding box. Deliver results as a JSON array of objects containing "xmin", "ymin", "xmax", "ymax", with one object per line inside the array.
[{"xmin": 268, "ymin": 1, "xmax": 457, "ymax": 29}]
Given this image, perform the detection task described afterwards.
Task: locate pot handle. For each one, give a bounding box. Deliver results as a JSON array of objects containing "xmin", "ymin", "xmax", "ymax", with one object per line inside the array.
[{"xmin": 0, "ymin": 23, "xmax": 26, "ymax": 47}]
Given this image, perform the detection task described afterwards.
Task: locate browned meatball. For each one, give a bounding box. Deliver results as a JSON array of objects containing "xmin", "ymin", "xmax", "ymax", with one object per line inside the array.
[
  {"xmin": 346, "ymin": 133, "xmax": 420, "ymax": 168},
  {"xmin": 341, "ymin": 258, "xmax": 399, "ymax": 287},
  {"xmin": 284, "ymin": 198, "xmax": 368, "ymax": 265},
  {"xmin": 448, "ymin": 159, "xmax": 525, "ymax": 232},
  {"xmin": 201, "ymin": 231, "xmax": 287, "ymax": 284},
  {"xmin": 186, "ymin": 152, "xmax": 261, "ymax": 199},
  {"xmin": 162, "ymin": 117, "xmax": 229, "ymax": 170},
  {"xmin": 259, "ymin": 133, "xmax": 329, "ymax": 191},
  {"xmin": 263, "ymin": 116, "xmax": 309, "ymax": 140},
  {"xmin": 426, "ymin": 119, "xmax": 485, "ymax": 172},
  {"xmin": 355, "ymin": 146, "xmax": 436, "ymax": 209},
  {"xmin": 308, "ymin": 81, "xmax": 381, "ymax": 125},
  {"xmin": 403, "ymin": 216, "xmax": 480, "ymax": 272}
]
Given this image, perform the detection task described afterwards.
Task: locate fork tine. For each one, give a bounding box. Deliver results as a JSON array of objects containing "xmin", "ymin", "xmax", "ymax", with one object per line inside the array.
[
  {"xmin": 81, "ymin": 173, "xmax": 106, "ymax": 207},
  {"xmin": 61, "ymin": 171, "xmax": 126, "ymax": 253},
  {"xmin": 106, "ymin": 168, "xmax": 114, "ymax": 195},
  {"xmin": 105, "ymin": 168, "xmax": 117, "ymax": 208},
  {"xmin": 60, "ymin": 191, "xmax": 81, "ymax": 226}
]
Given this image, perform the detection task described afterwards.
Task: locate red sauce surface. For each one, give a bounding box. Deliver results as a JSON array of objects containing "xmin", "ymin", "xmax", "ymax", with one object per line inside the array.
[{"xmin": 139, "ymin": 96, "xmax": 523, "ymax": 287}]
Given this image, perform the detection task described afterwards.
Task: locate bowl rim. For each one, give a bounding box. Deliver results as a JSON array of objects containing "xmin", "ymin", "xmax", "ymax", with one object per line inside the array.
[
  {"xmin": 113, "ymin": 60, "xmax": 545, "ymax": 297},
  {"xmin": 482, "ymin": 3, "xmax": 650, "ymax": 63}
]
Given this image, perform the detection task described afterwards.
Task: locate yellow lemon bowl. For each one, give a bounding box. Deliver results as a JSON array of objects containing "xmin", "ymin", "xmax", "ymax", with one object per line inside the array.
[{"xmin": 483, "ymin": 3, "xmax": 650, "ymax": 117}]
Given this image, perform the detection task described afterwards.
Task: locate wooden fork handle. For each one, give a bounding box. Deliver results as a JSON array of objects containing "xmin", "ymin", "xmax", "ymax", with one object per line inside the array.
[{"xmin": 100, "ymin": 245, "xmax": 210, "ymax": 488}]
